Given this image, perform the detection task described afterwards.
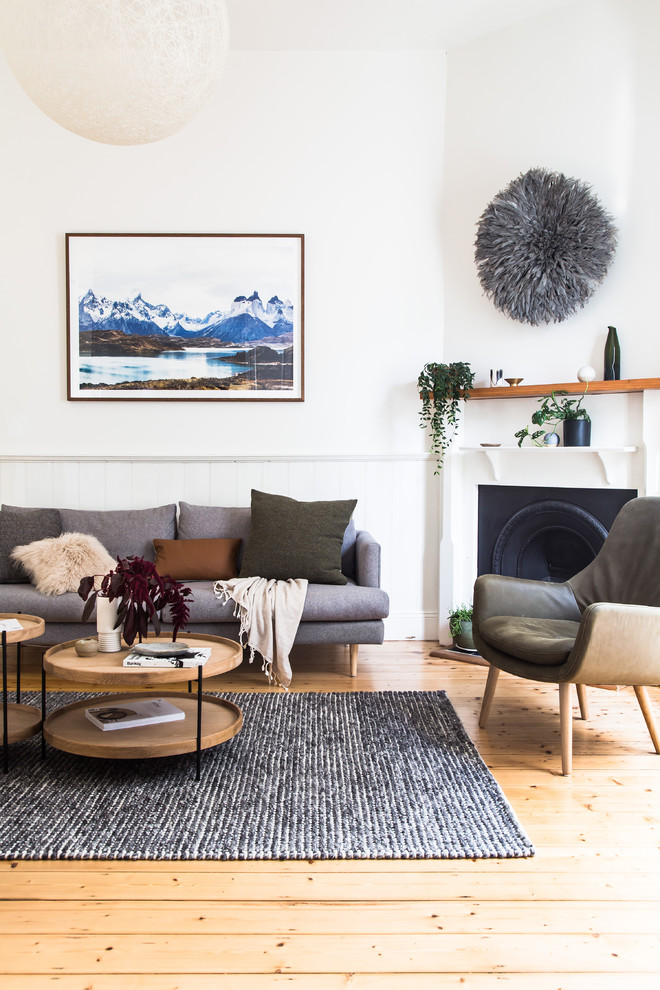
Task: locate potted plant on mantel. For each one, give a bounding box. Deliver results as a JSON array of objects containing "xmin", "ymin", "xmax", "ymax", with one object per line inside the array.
[
  {"xmin": 418, "ymin": 362, "xmax": 475, "ymax": 472},
  {"xmin": 514, "ymin": 387, "xmax": 591, "ymax": 448},
  {"xmin": 78, "ymin": 556, "xmax": 193, "ymax": 648}
]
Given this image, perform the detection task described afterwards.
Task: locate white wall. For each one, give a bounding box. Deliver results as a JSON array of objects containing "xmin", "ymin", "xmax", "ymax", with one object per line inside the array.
[
  {"xmin": 443, "ymin": 0, "xmax": 660, "ymax": 390},
  {"xmin": 0, "ymin": 50, "xmax": 446, "ymax": 460},
  {"xmin": 0, "ymin": 47, "xmax": 447, "ymax": 640}
]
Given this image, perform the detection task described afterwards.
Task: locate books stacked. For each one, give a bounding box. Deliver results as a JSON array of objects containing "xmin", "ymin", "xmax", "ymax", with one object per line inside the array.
[
  {"xmin": 123, "ymin": 648, "xmax": 212, "ymax": 669},
  {"xmin": 85, "ymin": 698, "xmax": 185, "ymax": 731}
]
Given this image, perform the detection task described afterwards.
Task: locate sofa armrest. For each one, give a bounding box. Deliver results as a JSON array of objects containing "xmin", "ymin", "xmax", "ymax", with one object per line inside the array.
[
  {"xmin": 474, "ymin": 573, "xmax": 582, "ymax": 626},
  {"xmin": 355, "ymin": 531, "xmax": 381, "ymax": 588}
]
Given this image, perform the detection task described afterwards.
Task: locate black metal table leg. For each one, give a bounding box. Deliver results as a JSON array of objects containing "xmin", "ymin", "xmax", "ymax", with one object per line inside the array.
[
  {"xmin": 16, "ymin": 610, "xmax": 22, "ymax": 704},
  {"xmin": 2, "ymin": 631, "xmax": 8, "ymax": 774},
  {"xmin": 41, "ymin": 656, "xmax": 47, "ymax": 760},
  {"xmin": 196, "ymin": 664, "xmax": 203, "ymax": 781}
]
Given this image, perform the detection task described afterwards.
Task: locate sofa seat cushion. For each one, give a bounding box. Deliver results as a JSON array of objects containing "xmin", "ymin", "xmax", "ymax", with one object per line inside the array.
[
  {"xmin": 182, "ymin": 580, "xmax": 390, "ymax": 625},
  {"xmin": 479, "ymin": 615, "xmax": 580, "ymax": 666},
  {"xmin": 0, "ymin": 585, "xmax": 89, "ymax": 622}
]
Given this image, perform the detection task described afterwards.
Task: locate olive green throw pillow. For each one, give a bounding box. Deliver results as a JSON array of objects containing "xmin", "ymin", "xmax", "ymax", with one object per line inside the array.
[{"xmin": 239, "ymin": 490, "xmax": 357, "ymax": 585}]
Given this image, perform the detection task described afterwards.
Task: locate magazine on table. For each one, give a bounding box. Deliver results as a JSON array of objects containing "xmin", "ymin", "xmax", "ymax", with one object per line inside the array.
[
  {"xmin": 85, "ymin": 698, "xmax": 185, "ymax": 731},
  {"xmin": 123, "ymin": 648, "xmax": 212, "ymax": 668},
  {"xmin": 0, "ymin": 619, "xmax": 23, "ymax": 632}
]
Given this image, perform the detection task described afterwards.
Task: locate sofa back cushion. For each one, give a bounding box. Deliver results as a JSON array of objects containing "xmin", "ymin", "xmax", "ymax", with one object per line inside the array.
[
  {"xmin": 0, "ymin": 505, "xmax": 62, "ymax": 582},
  {"xmin": 59, "ymin": 504, "xmax": 177, "ymax": 563},
  {"xmin": 178, "ymin": 503, "xmax": 251, "ymax": 565}
]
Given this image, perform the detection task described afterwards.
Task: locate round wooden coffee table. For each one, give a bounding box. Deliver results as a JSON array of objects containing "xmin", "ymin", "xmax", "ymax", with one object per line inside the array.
[
  {"xmin": 1, "ymin": 612, "xmax": 46, "ymax": 773},
  {"xmin": 42, "ymin": 633, "xmax": 243, "ymax": 780}
]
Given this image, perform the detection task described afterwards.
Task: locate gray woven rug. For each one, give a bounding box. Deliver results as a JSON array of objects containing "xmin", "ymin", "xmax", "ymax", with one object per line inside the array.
[{"xmin": 0, "ymin": 690, "xmax": 533, "ymax": 860}]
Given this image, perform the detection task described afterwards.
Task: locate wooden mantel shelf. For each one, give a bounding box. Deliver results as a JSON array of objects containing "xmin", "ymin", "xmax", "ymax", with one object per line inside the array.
[{"xmin": 465, "ymin": 378, "xmax": 660, "ymax": 399}]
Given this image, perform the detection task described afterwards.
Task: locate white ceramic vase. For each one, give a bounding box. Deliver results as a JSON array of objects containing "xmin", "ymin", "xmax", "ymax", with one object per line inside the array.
[{"xmin": 96, "ymin": 595, "xmax": 121, "ymax": 652}]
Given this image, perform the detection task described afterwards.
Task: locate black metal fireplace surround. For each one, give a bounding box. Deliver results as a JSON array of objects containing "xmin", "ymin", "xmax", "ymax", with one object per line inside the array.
[{"xmin": 478, "ymin": 485, "xmax": 637, "ymax": 583}]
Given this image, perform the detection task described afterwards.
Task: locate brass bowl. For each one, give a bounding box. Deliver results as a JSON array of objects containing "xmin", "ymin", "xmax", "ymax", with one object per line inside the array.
[{"xmin": 504, "ymin": 377, "xmax": 524, "ymax": 386}]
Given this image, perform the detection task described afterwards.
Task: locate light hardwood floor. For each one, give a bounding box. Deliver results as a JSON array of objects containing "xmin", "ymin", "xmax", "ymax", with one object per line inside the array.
[{"xmin": 1, "ymin": 640, "xmax": 659, "ymax": 988}]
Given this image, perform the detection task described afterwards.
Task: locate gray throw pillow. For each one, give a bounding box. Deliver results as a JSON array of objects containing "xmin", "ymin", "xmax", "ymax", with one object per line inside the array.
[
  {"xmin": 239, "ymin": 490, "xmax": 357, "ymax": 585},
  {"xmin": 0, "ymin": 506, "xmax": 62, "ymax": 583}
]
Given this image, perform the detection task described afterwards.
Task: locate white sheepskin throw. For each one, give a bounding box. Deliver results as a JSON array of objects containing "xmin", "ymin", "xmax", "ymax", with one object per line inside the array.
[{"xmin": 10, "ymin": 532, "xmax": 116, "ymax": 596}]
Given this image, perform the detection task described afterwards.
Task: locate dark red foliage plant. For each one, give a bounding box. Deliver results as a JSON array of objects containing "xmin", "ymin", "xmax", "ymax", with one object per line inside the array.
[{"xmin": 78, "ymin": 556, "xmax": 193, "ymax": 647}]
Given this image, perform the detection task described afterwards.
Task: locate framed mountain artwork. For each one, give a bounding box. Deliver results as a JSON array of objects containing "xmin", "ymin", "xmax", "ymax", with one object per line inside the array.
[{"xmin": 66, "ymin": 233, "xmax": 305, "ymax": 401}]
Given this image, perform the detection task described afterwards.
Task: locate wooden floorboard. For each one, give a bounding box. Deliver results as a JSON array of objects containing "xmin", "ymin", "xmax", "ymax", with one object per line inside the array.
[{"xmin": 1, "ymin": 641, "xmax": 659, "ymax": 985}]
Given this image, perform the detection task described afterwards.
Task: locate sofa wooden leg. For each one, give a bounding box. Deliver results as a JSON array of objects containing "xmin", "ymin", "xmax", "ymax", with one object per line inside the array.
[
  {"xmin": 478, "ymin": 665, "xmax": 500, "ymax": 728},
  {"xmin": 349, "ymin": 644, "xmax": 358, "ymax": 678},
  {"xmin": 633, "ymin": 685, "xmax": 660, "ymax": 754},
  {"xmin": 559, "ymin": 682, "xmax": 572, "ymax": 776},
  {"xmin": 576, "ymin": 683, "xmax": 589, "ymax": 721}
]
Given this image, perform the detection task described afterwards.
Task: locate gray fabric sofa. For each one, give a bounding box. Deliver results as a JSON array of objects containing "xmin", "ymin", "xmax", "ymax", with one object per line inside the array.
[{"xmin": 0, "ymin": 501, "xmax": 389, "ymax": 675}]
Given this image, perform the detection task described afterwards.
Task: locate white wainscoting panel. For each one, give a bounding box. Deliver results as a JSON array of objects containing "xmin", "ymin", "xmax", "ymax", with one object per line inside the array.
[{"xmin": 0, "ymin": 455, "xmax": 439, "ymax": 641}]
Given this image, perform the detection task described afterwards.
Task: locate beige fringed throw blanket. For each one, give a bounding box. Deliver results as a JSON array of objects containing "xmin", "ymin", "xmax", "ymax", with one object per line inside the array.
[{"xmin": 213, "ymin": 576, "xmax": 308, "ymax": 689}]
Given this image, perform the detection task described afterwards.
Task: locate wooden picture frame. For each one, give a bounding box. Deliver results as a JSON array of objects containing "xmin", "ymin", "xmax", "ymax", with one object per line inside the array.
[{"xmin": 66, "ymin": 233, "xmax": 304, "ymax": 401}]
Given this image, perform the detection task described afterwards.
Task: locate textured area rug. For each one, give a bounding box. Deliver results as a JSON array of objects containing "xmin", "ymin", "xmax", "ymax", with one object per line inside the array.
[{"xmin": 0, "ymin": 691, "xmax": 534, "ymax": 860}]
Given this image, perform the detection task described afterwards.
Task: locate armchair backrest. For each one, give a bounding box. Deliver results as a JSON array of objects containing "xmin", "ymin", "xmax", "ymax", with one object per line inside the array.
[{"xmin": 568, "ymin": 496, "xmax": 660, "ymax": 610}]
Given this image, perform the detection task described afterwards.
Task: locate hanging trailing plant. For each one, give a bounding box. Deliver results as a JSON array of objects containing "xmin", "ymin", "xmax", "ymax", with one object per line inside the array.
[{"xmin": 418, "ymin": 362, "xmax": 475, "ymax": 472}]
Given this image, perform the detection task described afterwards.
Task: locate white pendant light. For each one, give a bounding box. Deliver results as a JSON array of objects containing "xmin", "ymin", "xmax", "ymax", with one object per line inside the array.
[{"xmin": 0, "ymin": 0, "xmax": 229, "ymax": 145}]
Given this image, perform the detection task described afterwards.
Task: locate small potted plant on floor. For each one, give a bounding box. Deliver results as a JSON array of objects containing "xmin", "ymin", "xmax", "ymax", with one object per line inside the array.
[
  {"xmin": 418, "ymin": 362, "xmax": 475, "ymax": 472},
  {"xmin": 515, "ymin": 387, "xmax": 591, "ymax": 447},
  {"xmin": 78, "ymin": 556, "xmax": 193, "ymax": 647},
  {"xmin": 448, "ymin": 602, "xmax": 475, "ymax": 653}
]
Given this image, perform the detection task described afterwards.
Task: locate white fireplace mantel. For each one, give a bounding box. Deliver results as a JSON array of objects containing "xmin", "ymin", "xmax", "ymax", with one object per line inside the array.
[{"xmin": 436, "ymin": 387, "xmax": 660, "ymax": 643}]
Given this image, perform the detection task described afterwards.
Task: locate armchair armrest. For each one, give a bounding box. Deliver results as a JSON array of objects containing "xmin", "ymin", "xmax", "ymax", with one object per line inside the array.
[
  {"xmin": 565, "ymin": 602, "xmax": 660, "ymax": 685},
  {"xmin": 474, "ymin": 573, "xmax": 582, "ymax": 625},
  {"xmin": 355, "ymin": 531, "xmax": 381, "ymax": 588}
]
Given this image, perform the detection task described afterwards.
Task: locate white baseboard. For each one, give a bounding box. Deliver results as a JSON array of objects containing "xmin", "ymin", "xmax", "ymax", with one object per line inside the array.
[{"xmin": 383, "ymin": 612, "xmax": 438, "ymax": 642}]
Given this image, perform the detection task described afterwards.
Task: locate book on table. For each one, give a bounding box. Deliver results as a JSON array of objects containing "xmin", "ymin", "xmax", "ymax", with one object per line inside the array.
[
  {"xmin": 122, "ymin": 648, "xmax": 212, "ymax": 668},
  {"xmin": 84, "ymin": 698, "xmax": 185, "ymax": 731}
]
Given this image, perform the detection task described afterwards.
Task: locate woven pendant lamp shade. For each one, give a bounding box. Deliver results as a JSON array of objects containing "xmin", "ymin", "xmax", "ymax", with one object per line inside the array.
[{"xmin": 0, "ymin": 0, "xmax": 229, "ymax": 145}]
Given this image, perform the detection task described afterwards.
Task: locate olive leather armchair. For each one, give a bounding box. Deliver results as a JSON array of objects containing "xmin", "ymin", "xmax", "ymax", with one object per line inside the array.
[{"xmin": 473, "ymin": 496, "xmax": 660, "ymax": 775}]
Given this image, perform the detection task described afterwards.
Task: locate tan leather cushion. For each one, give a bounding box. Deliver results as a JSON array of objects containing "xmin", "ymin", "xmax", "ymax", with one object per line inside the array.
[
  {"xmin": 479, "ymin": 615, "xmax": 580, "ymax": 666},
  {"xmin": 153, "ymin": 538, "xmax": 241, "ymax": 581}
]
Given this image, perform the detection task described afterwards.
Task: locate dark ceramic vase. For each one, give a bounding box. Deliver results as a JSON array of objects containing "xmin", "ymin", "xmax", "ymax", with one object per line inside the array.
[{"xmin": 563, "ymin": 419, "xmax": 591, "ymax": 447}]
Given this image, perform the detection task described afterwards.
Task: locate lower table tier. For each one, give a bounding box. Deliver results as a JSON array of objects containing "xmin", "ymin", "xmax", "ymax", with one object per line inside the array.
[
  {"xmin": 43, "ymin": 691, "xmax": 242, "ymax": 759},
  {"xmin": 1, "ymin": 703, "xmax": 42, "ymax": 744}
]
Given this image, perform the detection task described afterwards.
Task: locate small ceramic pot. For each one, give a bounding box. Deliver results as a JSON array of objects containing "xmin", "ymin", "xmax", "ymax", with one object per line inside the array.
[
  {"xmin": 75, "ymin": 638, "xmax": 99, "ymax": 657},
  {"xmin": 563, "ymin": 419, "xmax": 591, "ymax": 447},
  {"xmin": 452, "ymin": 621, "xmax": 477, "ymax": 653}
]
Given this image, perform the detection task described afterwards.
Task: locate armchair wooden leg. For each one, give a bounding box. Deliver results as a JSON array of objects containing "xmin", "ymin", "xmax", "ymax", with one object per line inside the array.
[
  {"xmin": 633, "ymin": 685, "xmax": 660, "ymax": 754},
  {"xmin": 478, "ymin": 665, "xmax": 500, "ymax": 728},
  {"xmin": 349, "ymin": 644, "xmax": 358, "ymax": 678},
  {"xmin": 576, "ymin": 683, "xmax": 589, "ymax": 721},
  {"xmin": 559, "ymin": 682, "xmax": 572, "ymax": 776}
]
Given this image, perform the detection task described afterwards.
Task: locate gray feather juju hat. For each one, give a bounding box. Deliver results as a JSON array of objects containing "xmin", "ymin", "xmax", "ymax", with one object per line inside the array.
[{"xmin": 474, "ymin": 167, "xmax": 617, "ymax": 326}]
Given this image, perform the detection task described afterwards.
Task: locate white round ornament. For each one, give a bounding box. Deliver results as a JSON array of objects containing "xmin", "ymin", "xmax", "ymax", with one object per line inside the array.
[{"xmin": 577, "ymin": 365, "xmax": 596, "ymax": 383}]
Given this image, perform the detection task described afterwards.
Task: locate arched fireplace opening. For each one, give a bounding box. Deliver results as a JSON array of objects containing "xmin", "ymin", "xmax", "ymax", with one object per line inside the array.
[{"xmin": 478, "ymin": 486, "xmax": 637, "ymax": 583}]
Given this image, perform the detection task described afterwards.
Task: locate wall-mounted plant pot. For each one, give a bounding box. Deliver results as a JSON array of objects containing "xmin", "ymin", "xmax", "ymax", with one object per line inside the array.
[{"xmin": 563, "ymin": 419, "xmax": 591, "ymax": 447}]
